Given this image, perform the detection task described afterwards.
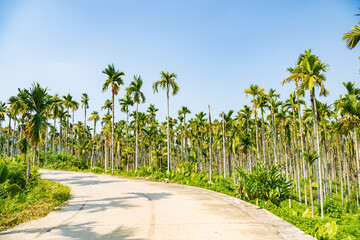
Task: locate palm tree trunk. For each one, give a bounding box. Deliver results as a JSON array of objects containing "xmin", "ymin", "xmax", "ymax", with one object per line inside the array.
[
  {"xmin": 309, "ymin": 165, "xmax": 314, "ymax": 218},
  {"xmin": 284, "ymin": 126, "xmax": 291, "ymax": 208},
  {"xmin": 33, "ymin": 147, "xmax": 36, "ymax": 166},
  {"xmin": 26, "ymin": 152, "xmax": 30, "ymax": 182},
  {"xmin": 84, "ymin": 108, "xmax": 87, "ymax": 142},
  {"xmin": 135, "ymin": 103, "xmax": 139, "ymax": 169},
  {"xmin": 253, "ymin": 97, "xmax": 260, "ymax": 159},
  {"xmin": 111, "ymin": 93, "xmax": 115, "ymax": 173},
  {"xmin": 311, "ymin": 90, "xmax": 324, "ymax": 219},
  {"xmin": 208, "ymin": 105, "xmax": 212, "ymax": 183},
  {"xmin": 167, "ymin": 92, "xmax": 170, "ymax": 171},
  {"xmin": 353, "ymin": 126, "xmax": 360, "ymax": 206},
  {"xmin": 10, "ymin": 119, "xmax": 15, "ymax": 159},
  {"xmin": 6, "ymin": 117, "xmax": 11, "ymax": 157},
  {"xmin": 105, "ymin": 139, "xmax": 109, "ymax": 170},
  {"xmin": 296, "ymin": 89, "xmax": 307, "ymax": 205},
  {"xmin": 91, "ymin": 120, "xmax": 96, "ymax": 170},
  {"xmin": 53, "ymin": 118, "xmax": 56, "ymax": 153},
  {"xmin": 184, "ymin": 115, "xmax": 188, "ymax": 160},
  {"xmin": 261, "ymin": 109, "xmax": 266, "ymax": 163},
  {"xmin": 66, "ymin": 108, "xmax": 69, "ymax": 153},
  {"xmin": 59, "ymin": 119, "xmax": 63, "ymax": 152},
  {"xmin": 45, "ymin": 122, "xmax": 48, "ymax": 165},
  {"xmin": 270, "ymin": 104, "xmax": 277, "ymax": 164},
  {"xmin": 222, "ymin": 111, "xmax": 226, "ymax": 178}
]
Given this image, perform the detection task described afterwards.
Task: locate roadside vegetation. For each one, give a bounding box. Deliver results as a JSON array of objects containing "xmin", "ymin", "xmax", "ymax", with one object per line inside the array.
[
  {"xmin": 40, "ymin": 152, "xmax": 359, "ymax": 240},
  {"xmin": 1, "ymin": 11, "xmax": 360, "ymax": 240},
  {"xmin": 0, "ymin": 159, "xmax": 70, "ymax": 231}
]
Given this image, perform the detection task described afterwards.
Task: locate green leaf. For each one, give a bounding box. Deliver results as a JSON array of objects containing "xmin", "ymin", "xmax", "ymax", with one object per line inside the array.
[
  {"xmin": 7, "ymin": 183, "xmax": 22, "ymax": 197},
  {"xmin": 302, "ymin": 208, "xmax": 312, "ymax": 218},
  {"xmin": 0, "ymin": 164, "xmax": 9, "ymax": 184}
]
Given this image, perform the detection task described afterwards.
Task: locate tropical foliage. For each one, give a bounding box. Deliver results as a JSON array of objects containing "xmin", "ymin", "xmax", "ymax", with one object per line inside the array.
[{"xmin": 1, "ymin": 18, "xmax": 360, "ymax": 238}]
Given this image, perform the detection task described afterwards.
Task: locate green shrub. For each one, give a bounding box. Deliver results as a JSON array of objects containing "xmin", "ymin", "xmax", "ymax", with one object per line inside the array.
[
  {"xmin": 315, "ymin": 221, "xmax": 337, "ymax": 240},
  {"xmin": 235, "ymin": 160, "xmax": 292, "ymax": 206},
  {"xmin": 0, "ymin": 159, "xmax": 70, "ymax": 231},
  {"xmin": 0, "ymin": 164, "xmax": 9, "ymax": 184},
  {"xmin": 323, "ymin": 199, "xmax": 343, "ymax": 218},
  {"xmin": 345, "ymin": 201, "xmax": 358, "ymax": 214},
  {"xmin": 91, "ymin": 166, "xmax": 104, "ymax": 174},
  {"xmin": 43, "ymin": 153, "xmax": 88, "ymax": 171}
]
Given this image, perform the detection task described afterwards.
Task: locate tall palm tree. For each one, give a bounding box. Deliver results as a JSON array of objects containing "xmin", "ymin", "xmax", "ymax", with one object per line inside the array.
[
  {"xmin": 253, "ymin": 94, "xmax": 268, "ymax": 162},
  {"xmin": 296, "ymin": 49, "xmax": 328, "ymax": 219},
  {"xmin": 62, "ymin": 94, "xmax": 73, "ymax": 153},
  {"xmin": 88, "ymin": 111, "xmax": 100, "ymax": 169},
  {"xmin": 152, "ymin": 71, "xmax": 180, "ymax": 171},
  {"xmin": 81, "ymin": 93, "xmax": 90, "ymax": 141},
  {"xmin": 49, "ymin": 95, "xmax": 61, "ymax": 152},
  {"xmin": 102, "ymin": 63, "xmax": 125, "ymax": 173},
  {"xmin": 23, "ymin": 83, "xmax": 53, "ymax": 166},
  {"xmin": 244, "ymin": 84, "xmax": 264, "ymax": 159},
  {"xmin": 126, "ymin": 75, "xmax": 146, "ymax": 169},
  {"xmin": 283, "ymin": 66, "xmax": 308, "ymax": 204},
  {"xmin": 178, "ymin": 106, "xmax": 191, "ymax": 160},
  {"xmin": 57, "ymin": 107, "xmax": 67, "ymax": 153},
  {"xmin": 267, "ymin": 89, "xmax": 281, "ymax": 164}
]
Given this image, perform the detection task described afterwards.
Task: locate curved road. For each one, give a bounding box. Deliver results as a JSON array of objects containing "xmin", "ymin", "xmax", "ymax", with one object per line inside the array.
[{"xmin": 0, "ymin": 170, "xmax": 314, "ymax": 240}]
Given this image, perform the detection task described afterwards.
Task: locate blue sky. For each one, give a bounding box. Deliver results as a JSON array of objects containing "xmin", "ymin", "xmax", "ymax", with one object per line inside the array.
[{"xmin": 0, "ymin": 0, "xmax": 359, "ymax": 127}]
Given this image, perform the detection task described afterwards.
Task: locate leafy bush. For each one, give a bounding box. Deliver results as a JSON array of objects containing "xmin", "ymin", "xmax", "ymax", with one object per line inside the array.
[
  {"xmin": 91, "ymin": 166, "xmax": 104, "ymax": 174},
  {"xmin": 345, "ymin": 201, "xmax": 358, "ymax": 214},
  {"xmin": 0, "ymin": 164, "xmax": 9, "ymax": 184},
  {"xmin": 42, "ymin": 152, "xmax": 88, "ymax": 171},
  {"xmin": 235, "ymin": 161, "xmax": 292, "ymax": 206},
  {"xmin": 0, "ymin": 159, "xmax": 70, "ymax": 231},
  {"xmin": 323, "ymin": 199, "xmax": 343, "ymax": 218},
  {"xmin": 315, "ymin": 221, "xmax": 337, "ymax": 240}
]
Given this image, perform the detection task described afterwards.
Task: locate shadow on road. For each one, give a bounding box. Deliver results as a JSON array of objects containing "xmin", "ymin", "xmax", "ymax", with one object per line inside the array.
[
  {"xmin": 129, "ymin": 192, "xmax": 172, "ymax": 201},
  {"xmin": 0, "ymin": 222, "xmax": 144, "ymax": 240}
]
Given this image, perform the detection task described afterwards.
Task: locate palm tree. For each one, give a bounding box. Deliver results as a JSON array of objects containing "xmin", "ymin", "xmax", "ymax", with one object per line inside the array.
[
  {"xmin": 102, "ymin": 64, "xmax": 125, "ymax": 173},
  {"xmin": 23, "ymin": 83, "xmax": 53, "ymax": 166},
  {"xmin": 147, "ymin": 104, "xmax": 158, "ymax": 122},
  {"xmin": 343, "ymin": 12, "xmax": 360, "ymax": 50},
  {"xmin": 283, "ymin": 66, "xmax": 308, "ymax": 205},
  {"xmin": 208, "ymin": 105, "xmax": 213, "ymax": 182},
  {"xmin": 253, "ymin": 94, "xmax": 268, "ymax": 162},
  {"xmin": 62, "ymin": 94, "xmax": 73, "ymax": 153},
  {"xmin": 81, "ymin": 93, "xmax": 90, "ymax": 141},
  {"xmin": 57, "ymin": 107, "xmax": 67, "ymax": 153},
  {"xmin": 119, "ymin": 94, "xmax": 134, "ymax": 124},
  {"xmin": 126, "ymin": 75, "xmax": 146, "ymax": 170},
  {"xmin": 267, "ymin": 89, "xmax": 281, "ymax": 164},
  {"xmin": 302, "ymin": 151, "xmax": 318, "ymax": 218},
  {"xmin": 0, "ymin": 102, "xmax": 6, "ymax": 156},
  {"xmin": 88, "ymin": 111, "xmax": 100, "ymax": 169},
  {"xmin": 178, "ymin": 106, "xmax": 191, "ymax": 160},
  {"xmin": 152, "ymin": 71, "xmax": 179, "ymax": 171},
  {"xmin": 244, "ymin": 84, "xmax": 264, "ymax": 159},
  {"xmin": 296, "ymin": 49, "xmax": 328, "ymax": 219}
]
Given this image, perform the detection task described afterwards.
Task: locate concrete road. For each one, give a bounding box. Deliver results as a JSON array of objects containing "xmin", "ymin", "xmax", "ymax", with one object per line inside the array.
[{"xmin": 0, "ymin": 170, "xmax": 314, "ymax": 240}]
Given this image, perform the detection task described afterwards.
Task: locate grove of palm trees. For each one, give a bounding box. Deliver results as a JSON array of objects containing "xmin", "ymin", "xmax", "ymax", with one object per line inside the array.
[{"xmin": 2, "ymin": 4, "xmax": 360, "ymax": 240}]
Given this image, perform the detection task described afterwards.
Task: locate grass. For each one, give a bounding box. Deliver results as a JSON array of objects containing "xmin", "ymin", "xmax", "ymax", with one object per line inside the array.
[{"xmin": 0, "ymin": 159, "xmax": 71, "ymax": 232}]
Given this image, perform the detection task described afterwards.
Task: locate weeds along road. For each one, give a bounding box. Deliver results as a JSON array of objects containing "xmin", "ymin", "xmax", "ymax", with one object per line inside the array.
[{"xmin": 0, "ymin": 170, "xmax": 314, "ymax": 240}]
